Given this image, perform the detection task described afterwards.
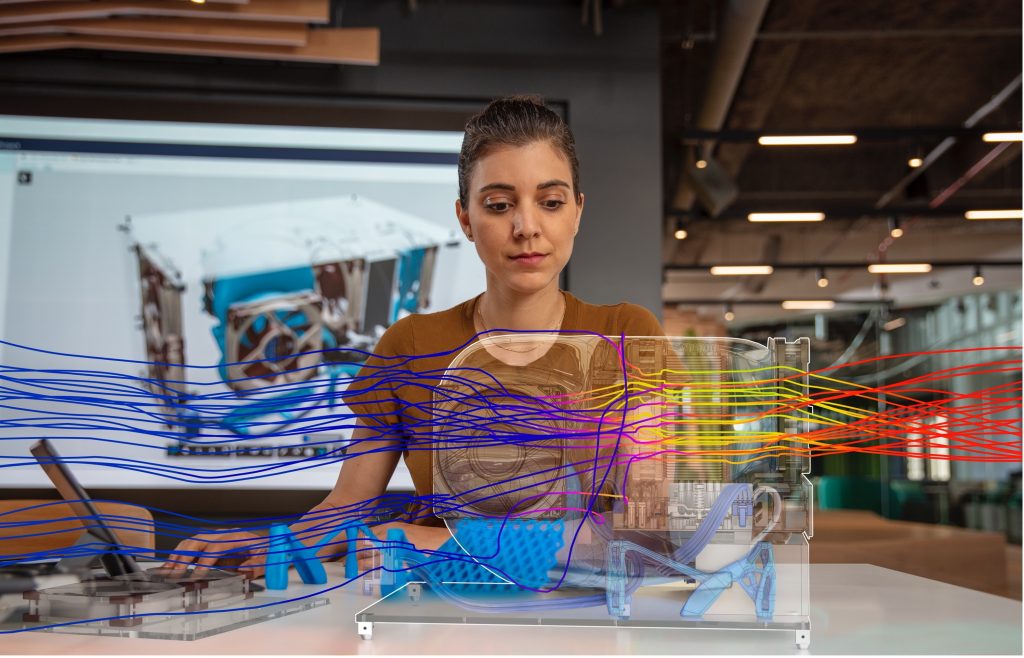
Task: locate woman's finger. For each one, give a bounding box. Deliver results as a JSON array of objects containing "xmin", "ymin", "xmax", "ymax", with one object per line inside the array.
[
  {"xmin": 237, "ymin": 556, "xmax": 266, "ymax": 578},
  {"xmin": 193, "ymin": 552, "xmax": 226, "ymax": 569},
  {"xmin": 163, "ymin": 538, "xmax": 208, "ymax": 569}
]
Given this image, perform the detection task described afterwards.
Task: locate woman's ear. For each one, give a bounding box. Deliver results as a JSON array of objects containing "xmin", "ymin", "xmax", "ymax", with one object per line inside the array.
[
  {"xmin": 573, "ymin": 192, "xmax": 585, "ymax": 235},
  {"xmin": 455, "ymin": 199, "xmax": 473, "ymax": 241}
]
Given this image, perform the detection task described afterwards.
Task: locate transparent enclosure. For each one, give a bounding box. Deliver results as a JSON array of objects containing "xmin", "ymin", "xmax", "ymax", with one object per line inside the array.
[{"xmin": 357, "ymin": 335, "xmax": 813, "ymax": 648}]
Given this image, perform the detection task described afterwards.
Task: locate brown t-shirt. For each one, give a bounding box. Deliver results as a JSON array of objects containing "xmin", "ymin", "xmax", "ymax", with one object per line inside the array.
[{"xmin": 345, "ymin": 291, "xmax": 664, "ymax": 517}]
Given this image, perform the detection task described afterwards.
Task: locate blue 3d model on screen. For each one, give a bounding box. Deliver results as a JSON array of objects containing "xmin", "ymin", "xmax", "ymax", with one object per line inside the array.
[{"xmin": 124, "ymin": 195, "xmax": 448, "ymax": 438}]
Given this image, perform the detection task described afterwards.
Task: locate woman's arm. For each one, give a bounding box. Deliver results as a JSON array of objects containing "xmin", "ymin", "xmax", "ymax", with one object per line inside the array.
[{"xmin": 163, "ymin": 422, "xmax": 400, "ymax": 571}]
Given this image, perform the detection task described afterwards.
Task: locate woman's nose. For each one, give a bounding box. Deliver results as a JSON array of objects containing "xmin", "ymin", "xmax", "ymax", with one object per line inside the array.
[{"xmin": 512, "ymin": 207, "xmax": 542, "ymax": 239}]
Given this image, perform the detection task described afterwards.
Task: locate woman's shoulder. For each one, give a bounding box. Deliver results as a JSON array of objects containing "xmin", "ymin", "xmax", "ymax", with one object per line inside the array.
[
  {"xmin": 566, "ymin": 292, "xmax": 664, "ymax": 336},
  {"xmin": 377, "ymin": 297, "xmax": 477, "ymax": 355}
]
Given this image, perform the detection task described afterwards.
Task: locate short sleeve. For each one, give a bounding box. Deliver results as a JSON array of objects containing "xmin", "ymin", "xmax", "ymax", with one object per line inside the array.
[
  {"xmin": 616, "ymin": 303, "xmax": 665, "ymax": 337},
  {"xmin": 342, "ymin": 316, "xmax": 415, "ymax": 439}
]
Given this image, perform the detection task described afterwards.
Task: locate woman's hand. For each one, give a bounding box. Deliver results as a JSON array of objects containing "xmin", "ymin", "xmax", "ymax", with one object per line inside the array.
[
  {"xmin": 353, "ymin": 522, "xmax": 453, "ymax": 574},
  {"xmin": 163, "ymin": 529, "xmax": 268, "ymax": 576}
]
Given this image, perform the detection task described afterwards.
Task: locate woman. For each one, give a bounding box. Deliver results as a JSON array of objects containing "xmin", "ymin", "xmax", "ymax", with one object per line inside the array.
[{"xmin": 166, "ymin": 95, "xmax": 663, "ymax": 573}]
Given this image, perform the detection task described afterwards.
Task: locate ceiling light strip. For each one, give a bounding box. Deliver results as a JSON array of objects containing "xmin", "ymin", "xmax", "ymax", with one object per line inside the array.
[
  {"xmin": 867, "ymin": 263, "xmax": 932, "ymax": 274},
  {"xmin": 964, "ymin": 209, "xmax": 1023, "ymax": 220},
  {"xmin": 982, "ymin": 132, "xmax": 1023, "ymax": 142},
  {"xmin": 747, "ymin": 212, "xmax": 825, "ymax": 222},
  {"xmin": 757, "ymin": 135, "xmax": 857, "ymax": 146},
  {"xmin": 781, "ymin": 300, "xmax": 836, "ymax": 310},
  {"xmin": 709, "ymin": 265, "xmax": 775, "ymax": 276}
]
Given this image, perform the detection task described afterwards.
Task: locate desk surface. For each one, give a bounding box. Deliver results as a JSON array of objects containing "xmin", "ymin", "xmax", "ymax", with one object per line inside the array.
[{"xmin": 2, "ymin": 564, "xmax": 1021, "ymax": 655}]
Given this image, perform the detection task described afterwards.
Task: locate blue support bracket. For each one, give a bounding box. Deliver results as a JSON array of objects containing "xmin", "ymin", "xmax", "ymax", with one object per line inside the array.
[
  {"xmin": 265, "ymin": 523, "xmax": 328, "ymax": 590},
  {"xmin": 265, "ymin": 519, "xmax": 381, "ymax": 591},
  {"xmin": 605, "ymin": 539, "xmax": 776, "ymax": 621},
  {"xmin": 680, "ymin": 541, "xmax": 776, "ymax": 620}
]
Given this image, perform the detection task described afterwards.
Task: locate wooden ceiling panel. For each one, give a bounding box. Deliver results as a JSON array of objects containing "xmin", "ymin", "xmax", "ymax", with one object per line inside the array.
[
  {"xmin": 0, "ymin": 27, "xmax": 380, "ymax": 65},
  {"xmin": 0, "ymin": 0, "xmax": 330, "ymax": 25},
  {"xmin": 0, "ymin": 0, "xmax": 257, "ymax": 4},
  {"xmin": 0, "ymin": 0, "xmax": 382, "ymax": 65},
  {"xmin": 0, "ymin": 17, "xmax": 310, "ymax": 46}
]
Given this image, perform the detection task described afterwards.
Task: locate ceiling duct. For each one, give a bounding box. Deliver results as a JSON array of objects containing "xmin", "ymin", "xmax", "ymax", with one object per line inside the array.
[
  {"xmin": 683, "ymin": 155, "xmax": 738, "ymax": 217},
  {"xmin": 672, "ymin": 0, "xmax": 769, "ymax": 214}
]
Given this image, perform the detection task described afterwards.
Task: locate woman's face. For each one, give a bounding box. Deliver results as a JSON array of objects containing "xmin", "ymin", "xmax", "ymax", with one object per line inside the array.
[{"xmin": 456, "ymin": 140, "xmax": 584, "ymax": 296}]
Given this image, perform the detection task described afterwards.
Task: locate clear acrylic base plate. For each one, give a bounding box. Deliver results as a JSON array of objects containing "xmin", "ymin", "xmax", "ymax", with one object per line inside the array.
[
  {"xmin": 356, "ymin": 582, "xmax": 809, "ymax": 635},
  {"xmin": 4, "ymin": 593, "xmax": 330, "ymax": 641}
]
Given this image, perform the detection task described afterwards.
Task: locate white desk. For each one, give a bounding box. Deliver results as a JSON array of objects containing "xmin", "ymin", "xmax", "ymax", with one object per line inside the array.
[{"xmin": 2, "ymin": 564, "xmax": 1021, "ymax": 654}]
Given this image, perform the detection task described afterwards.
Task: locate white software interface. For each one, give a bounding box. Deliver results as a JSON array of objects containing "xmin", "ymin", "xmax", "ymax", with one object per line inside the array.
[{"xmin": 0, "ymin": 114, "xmax": 483, "ymax": 489}]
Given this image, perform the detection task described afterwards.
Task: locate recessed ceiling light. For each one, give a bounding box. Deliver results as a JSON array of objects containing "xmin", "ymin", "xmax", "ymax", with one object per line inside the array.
[
  {"xmin": 908, "ymin": 157, "xmax": 923, "ymax": 168},
  {"xmin": 867, "ymin": 263, "xmax": 932, "ymax": 274},
  {"xmin": 709, "ymin": 265, "xmax": 774, "ymax": 276},
  {"xmin": 758, "ymin": 135, "xmax": 857, "ymax": 146}
]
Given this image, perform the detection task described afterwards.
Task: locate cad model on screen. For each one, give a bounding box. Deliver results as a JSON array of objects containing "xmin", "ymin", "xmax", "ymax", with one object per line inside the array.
[{"xmin": 355, "ymin": 335, "xmax": 814, "ymax": 648}]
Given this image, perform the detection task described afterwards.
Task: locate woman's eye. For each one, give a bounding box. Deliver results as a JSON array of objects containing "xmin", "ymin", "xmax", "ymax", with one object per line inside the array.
[
  {"xmin": 542, "ymin": 199, "xmax": 566, "ymax": 210},
  {"xmin": 485, "ymin": 202, "xmax": 511, "ymax": 212}
]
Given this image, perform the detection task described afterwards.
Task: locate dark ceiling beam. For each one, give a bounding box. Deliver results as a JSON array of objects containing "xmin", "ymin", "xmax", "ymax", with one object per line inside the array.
[
  {"xmin": 668, "ymin": 27, "xmax": 1022, "ymax": 42},
  {"xmin": 737, "ymin": 189, "xmax": 1020, "ymax": 200},
  {"xmin": 665, "ymin": 205, "xmax": 1022, "ymax": 220},
  {"xmin": 681, "ymin": 125, "xmax": 1021, "ymax": 143},
  {"xmin": 664, "ymin": 260, "xmax": 1021, "ymax": 272}
]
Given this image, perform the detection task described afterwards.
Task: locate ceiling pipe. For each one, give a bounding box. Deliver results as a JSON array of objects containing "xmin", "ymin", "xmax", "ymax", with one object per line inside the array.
[
  {"xmin": 863, "ymin": 74, "xmax": 1022, "ymax": 279},
  {"xmin": 874, "ymin": 73, "xmax": 1021, "ymax": 210},
  {"xmin": 928, "ymin": 141, "xmax": 1017, "ymax": 208},
  {"xmin": 671, "ymin": 0, "xmax": 770, "ymax": 211}
]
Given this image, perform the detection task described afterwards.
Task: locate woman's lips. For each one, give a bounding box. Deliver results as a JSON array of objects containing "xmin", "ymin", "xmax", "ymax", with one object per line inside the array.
[{"xmin": 510, "ymin": 253, "xmax": 546, "ymax": 265}]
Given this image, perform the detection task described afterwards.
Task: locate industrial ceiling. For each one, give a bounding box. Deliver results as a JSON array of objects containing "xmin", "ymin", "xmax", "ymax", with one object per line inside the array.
[{"xmin": 660, "ymin": 0, "xmax": 1022, "ymax": 325}]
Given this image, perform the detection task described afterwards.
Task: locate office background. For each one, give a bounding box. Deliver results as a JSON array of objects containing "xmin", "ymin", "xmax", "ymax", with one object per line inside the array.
[{"xmin": 0, "ymin": 0, "xmax": 1020, "ymax": 602}]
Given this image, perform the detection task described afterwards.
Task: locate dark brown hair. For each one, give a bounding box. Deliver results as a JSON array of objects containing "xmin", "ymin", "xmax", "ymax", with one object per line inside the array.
[{"xmin": 458, "ymin": 95, "xmax": 580, "ymax": 205}]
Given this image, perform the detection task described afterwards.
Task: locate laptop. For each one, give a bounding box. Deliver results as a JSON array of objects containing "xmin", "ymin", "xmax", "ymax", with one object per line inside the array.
[{"xmin": 2, "ymin": 439, "xmax": 261, "ymax": 594}]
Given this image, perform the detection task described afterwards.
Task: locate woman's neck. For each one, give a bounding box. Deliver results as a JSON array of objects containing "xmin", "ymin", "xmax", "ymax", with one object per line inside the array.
[{"xmin": 477, "ymin": 282, "xmax": 564, "ymax": 332}]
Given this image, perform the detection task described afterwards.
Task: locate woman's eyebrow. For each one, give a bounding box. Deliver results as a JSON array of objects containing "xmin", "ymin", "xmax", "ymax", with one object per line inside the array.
[
  {"xmin": 477, "ymin": 180, "xmax": 570, "ymax": 193},
  {"xmin": 478, "ymin": 182, "xmax": 516, "ymax": 193}
]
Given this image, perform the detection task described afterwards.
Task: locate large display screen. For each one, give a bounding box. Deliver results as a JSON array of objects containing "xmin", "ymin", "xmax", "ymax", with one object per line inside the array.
[{"xmin": 0, "ymin": 114, "xmax": 483, "ymax": 490}]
